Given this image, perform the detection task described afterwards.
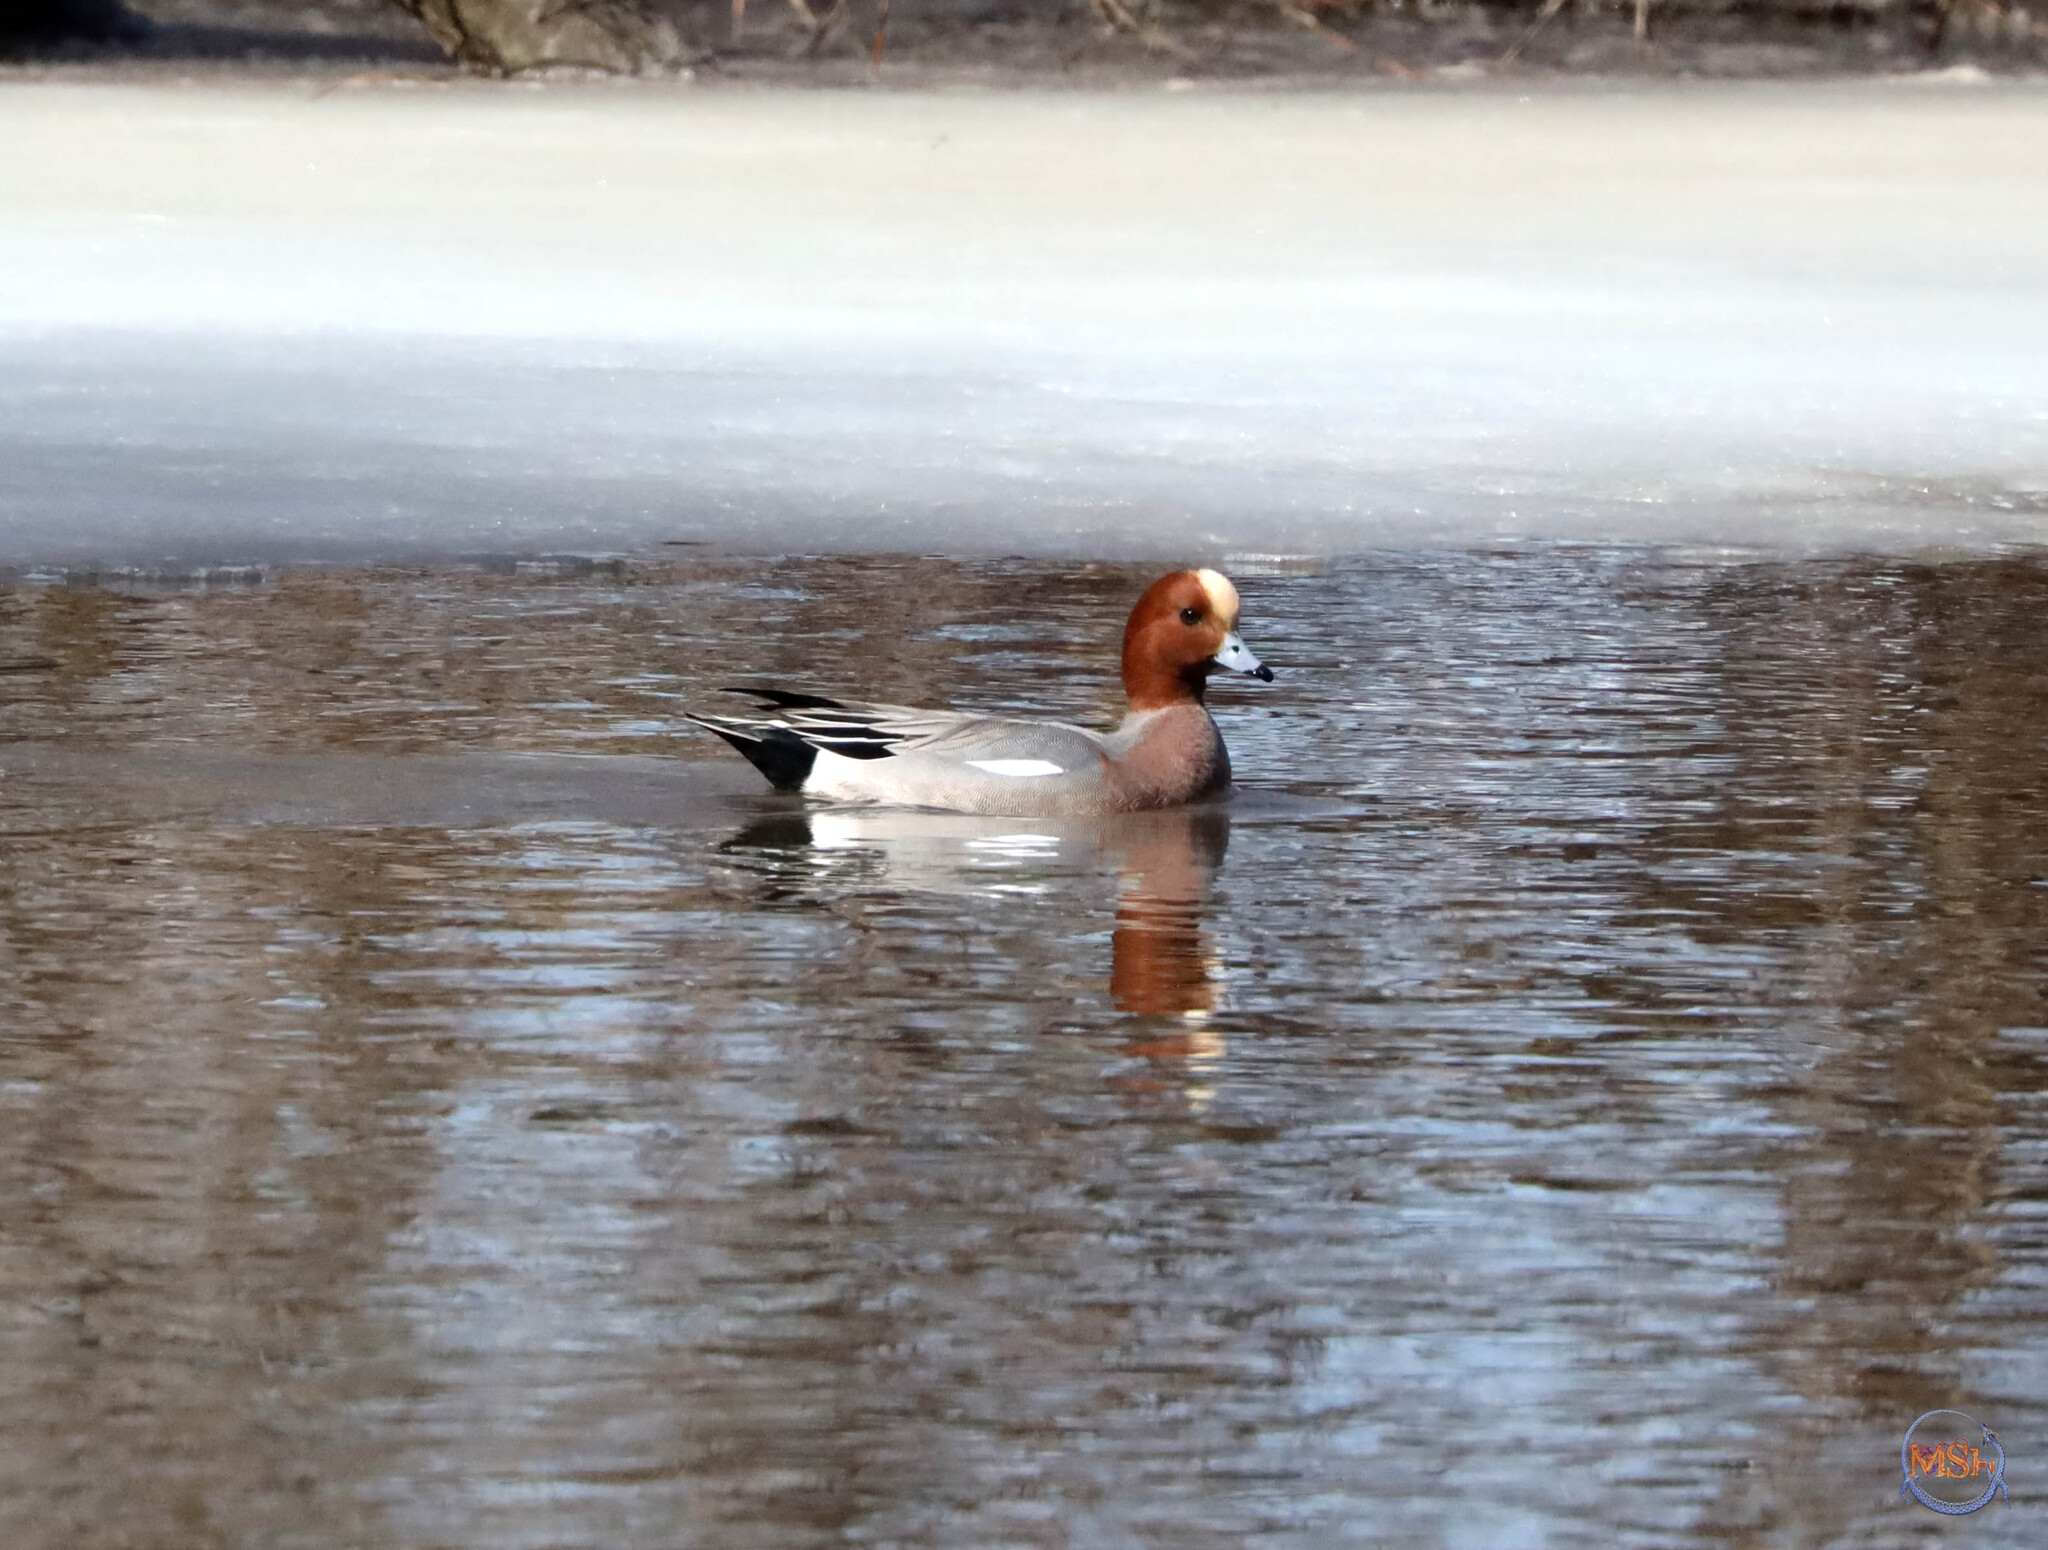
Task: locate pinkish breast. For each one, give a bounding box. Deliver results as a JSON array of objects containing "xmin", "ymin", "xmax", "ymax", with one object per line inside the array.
[{"xmin": 1106, "ymin": 705, "xmax": 1231, "ymax": 810}]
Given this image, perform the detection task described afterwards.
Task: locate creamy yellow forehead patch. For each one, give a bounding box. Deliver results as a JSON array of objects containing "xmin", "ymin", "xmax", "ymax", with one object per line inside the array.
[{"xmin": 1194, "ymin": 568, "xmax": 1241, "ymax": 628}]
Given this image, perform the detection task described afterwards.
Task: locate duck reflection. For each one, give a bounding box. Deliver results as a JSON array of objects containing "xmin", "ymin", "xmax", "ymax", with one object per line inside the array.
[
  {"xmin": 721, "ymin": 803, "xmax": 1230, "ymax": 1018},
  {"xmin": 1103, "ymin": 807, "xmax": 1230, "ymax": 1108},
  {"xmin": 1105, "ymin": 807, "xmax": 1229, "ymax": 1018}
]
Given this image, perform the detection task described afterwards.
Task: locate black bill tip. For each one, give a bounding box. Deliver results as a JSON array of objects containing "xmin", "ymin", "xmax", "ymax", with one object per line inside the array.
[{"xmin": 1252, "ymin": 664, "xmax": 1275, "ymax": 682}]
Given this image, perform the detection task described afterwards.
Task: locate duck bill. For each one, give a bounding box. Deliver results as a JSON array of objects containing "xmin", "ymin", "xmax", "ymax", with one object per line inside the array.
[{"xmin": 1212, "ymin": 631, "xmax": 1274, "ymax": 682}]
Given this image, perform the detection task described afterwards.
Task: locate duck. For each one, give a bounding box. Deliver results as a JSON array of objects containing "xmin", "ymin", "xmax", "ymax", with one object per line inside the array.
[{"xmin": 683, "ymin": 568, "xmax": 1273, "ymax": 817}]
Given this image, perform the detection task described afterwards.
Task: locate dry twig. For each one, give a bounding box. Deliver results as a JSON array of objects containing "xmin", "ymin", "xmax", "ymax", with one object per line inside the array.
[
  {"xmin": 1499, "ymin": 0, "xmax": 1566, "ymax": 62},
  {"xmin": 1276, "ymin": 0, "xmax": 1363, "ymax": 50},
  {"xmin": 1087, "ymin": 0, "xmax": 1197, "ymax": 58}
]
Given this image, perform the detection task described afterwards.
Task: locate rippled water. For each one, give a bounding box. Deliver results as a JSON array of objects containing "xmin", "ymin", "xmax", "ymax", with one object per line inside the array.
[{"xmin": 2, "ymin": 548, "xmax": 2045, "ymax": 1548}]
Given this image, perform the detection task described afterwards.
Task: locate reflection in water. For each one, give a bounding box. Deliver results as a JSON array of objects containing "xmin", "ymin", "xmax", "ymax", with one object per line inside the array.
[
  {"xmin": 1106, "ymin": 808, "xmax": 1228, "ymax": 1021},
  {"xmin": 732, "ymin": 804, "xmax": 1231, "ymax": 1018},
  {"xmin": 2, "ymin": 549, "xmax": 2047, "ymax": 1549},
  {"xmin": 730, "ymin": 803, "xmax": 1234, "ymax": 1099}
]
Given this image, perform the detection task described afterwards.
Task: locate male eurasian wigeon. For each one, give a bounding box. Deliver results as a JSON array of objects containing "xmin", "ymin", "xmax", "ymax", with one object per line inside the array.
[{"xmin": 684, "ymin": 568, "xmax": 1273, "ymax": 817}]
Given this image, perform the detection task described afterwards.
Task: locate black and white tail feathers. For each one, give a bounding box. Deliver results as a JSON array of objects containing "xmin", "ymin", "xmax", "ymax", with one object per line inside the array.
[{"xmin": 682, "ymin": 687, "xmax": 902, "ymax": 793}]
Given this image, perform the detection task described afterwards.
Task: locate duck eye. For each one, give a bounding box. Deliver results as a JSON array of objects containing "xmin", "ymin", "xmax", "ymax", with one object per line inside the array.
[{"xmin": 1179, "ymin": 606, "xmax": 1202, "ymax": 626}]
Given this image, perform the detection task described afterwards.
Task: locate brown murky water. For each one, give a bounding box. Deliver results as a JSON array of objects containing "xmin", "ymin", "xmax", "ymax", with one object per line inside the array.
[{"xmin": 2, "ymin": 548, "xmax": 2045, "ymax": 1548}]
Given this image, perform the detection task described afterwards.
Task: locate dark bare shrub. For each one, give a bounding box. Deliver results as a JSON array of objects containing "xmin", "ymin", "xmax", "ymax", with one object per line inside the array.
[{"xmin": 387, "ymin": 0, "xmax": 683, "ymax": 71}]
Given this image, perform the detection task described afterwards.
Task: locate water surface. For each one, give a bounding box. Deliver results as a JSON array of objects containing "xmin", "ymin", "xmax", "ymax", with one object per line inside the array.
[{"xmin": 2, "ymin": 549, "xmax": 2045, "ymax": 1547}]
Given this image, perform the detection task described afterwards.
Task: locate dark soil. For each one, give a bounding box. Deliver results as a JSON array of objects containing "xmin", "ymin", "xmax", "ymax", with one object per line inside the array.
[{"xmin": 3, "ymin": 0, "xmax": 2044, "ymax": 82}]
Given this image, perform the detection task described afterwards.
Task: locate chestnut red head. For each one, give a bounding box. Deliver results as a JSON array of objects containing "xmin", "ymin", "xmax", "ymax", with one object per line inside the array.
[{"xmin": 1120, "ymin": 568, "xmax": 1273, "ymax": 712}]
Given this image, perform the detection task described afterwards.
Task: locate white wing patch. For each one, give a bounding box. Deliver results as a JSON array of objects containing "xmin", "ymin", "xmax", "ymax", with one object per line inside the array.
[{"xmin": 966, "ymin": 758, "xmax": 1064, "ymax": 779}]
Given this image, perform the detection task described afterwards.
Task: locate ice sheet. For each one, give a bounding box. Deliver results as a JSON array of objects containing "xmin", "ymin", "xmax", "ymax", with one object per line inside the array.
[{"xmin": 4, "ymin": 79, "xmax": 2047, "ymax": 561}]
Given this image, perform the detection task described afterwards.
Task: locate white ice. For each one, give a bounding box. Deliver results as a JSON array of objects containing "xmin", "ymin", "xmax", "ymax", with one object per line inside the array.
[{"xmin": 3, "ymin": 78, "xmax": 2047, "ymax": 562}]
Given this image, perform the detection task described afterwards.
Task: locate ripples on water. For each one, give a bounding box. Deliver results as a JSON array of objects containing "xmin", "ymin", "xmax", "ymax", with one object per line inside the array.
[{"xmin": 1, "ymin": 549, "xmax": 2045, "ymax": 1548}]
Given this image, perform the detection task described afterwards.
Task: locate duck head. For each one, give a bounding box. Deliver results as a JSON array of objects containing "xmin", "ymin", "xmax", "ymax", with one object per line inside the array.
[{"xmin": 1121, "ymin": 568, "xmax": 1274, "ymax": 712}]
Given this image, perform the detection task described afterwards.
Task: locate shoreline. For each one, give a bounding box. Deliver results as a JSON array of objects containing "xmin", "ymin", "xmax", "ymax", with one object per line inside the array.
[
  {"xmin": 5, "ymin": 59, "xmax": 2043, "ymax": 88},
  {"xmin": 8, "ymin": 0, "xmax": 2048, "ymax": 87}
]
